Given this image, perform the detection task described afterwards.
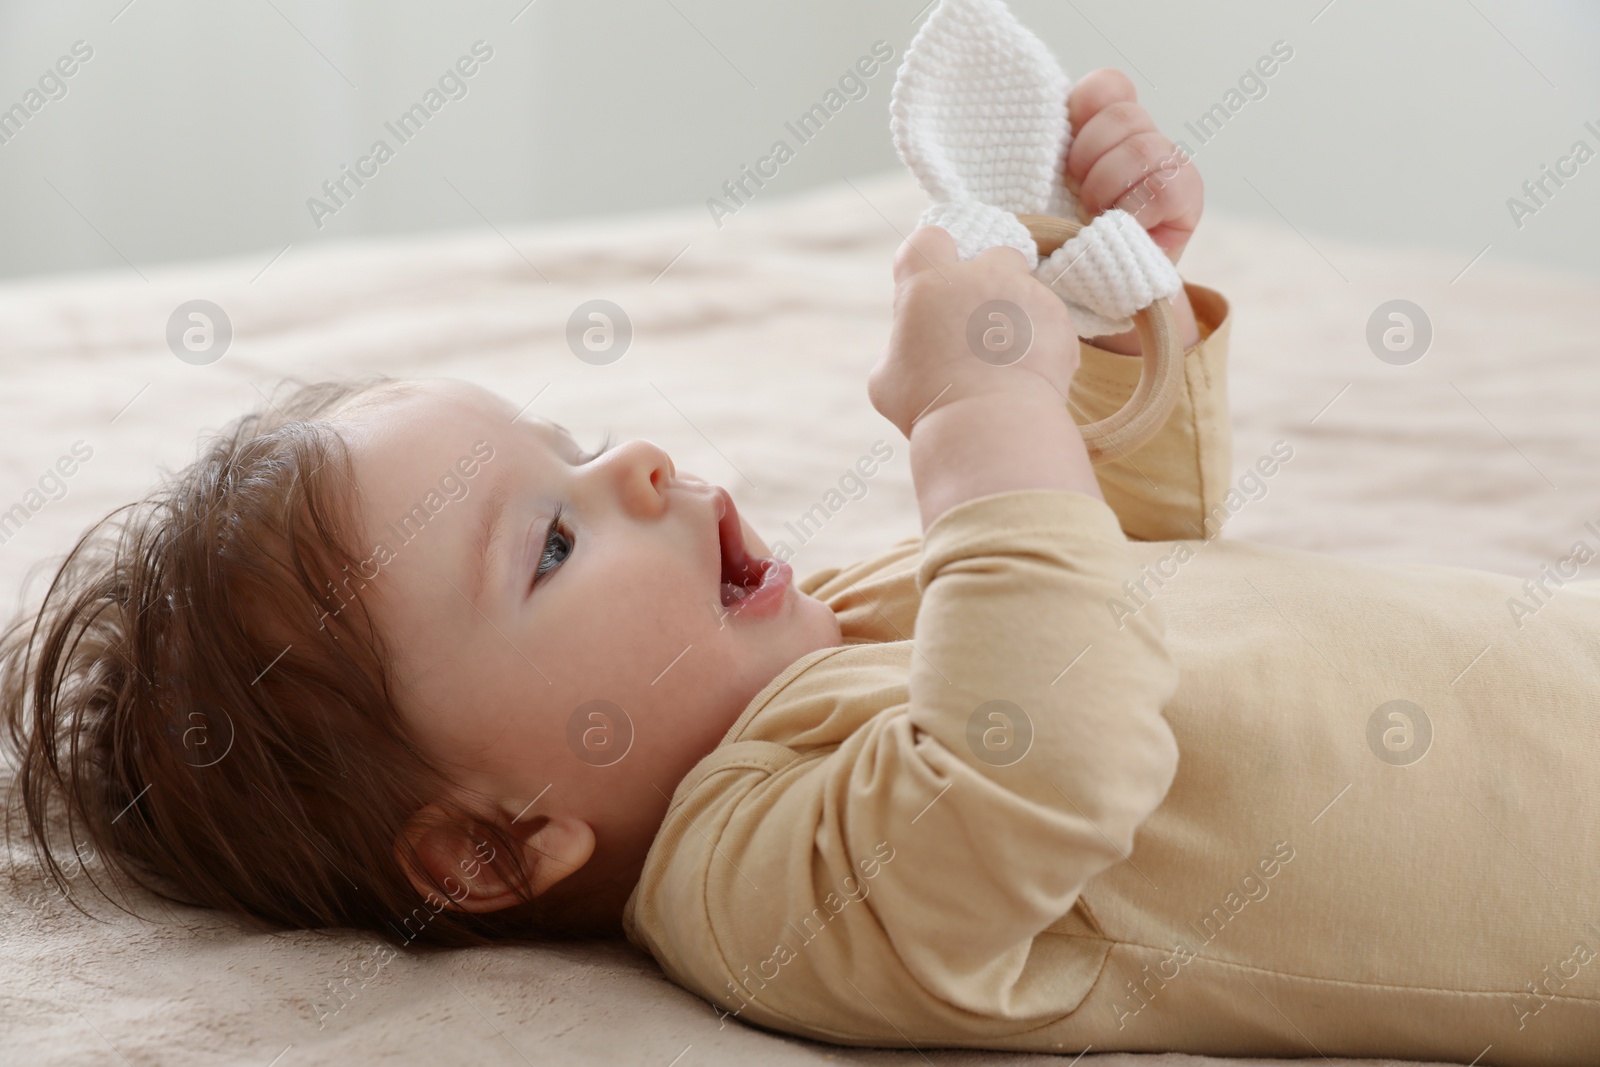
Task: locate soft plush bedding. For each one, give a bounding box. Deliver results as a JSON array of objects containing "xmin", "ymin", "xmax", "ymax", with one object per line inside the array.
[{"xmin": 3, "ymin": 169, "xmax": 1594, "ymax": 1065}]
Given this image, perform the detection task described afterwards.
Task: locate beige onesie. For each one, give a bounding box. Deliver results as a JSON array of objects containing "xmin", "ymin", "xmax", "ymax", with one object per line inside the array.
[{"xmin": 623, "ymin": 284, "xmax": 1600, "ymax": 1066}]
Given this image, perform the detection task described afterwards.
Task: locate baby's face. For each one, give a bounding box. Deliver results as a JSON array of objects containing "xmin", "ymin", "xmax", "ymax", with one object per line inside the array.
[{"xmin": 329, "ymin": 379, "xmax": 841, "ymax": 861}]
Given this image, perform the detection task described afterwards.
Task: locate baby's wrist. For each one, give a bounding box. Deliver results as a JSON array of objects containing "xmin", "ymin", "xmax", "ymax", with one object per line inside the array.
[
  {"xmin": 909, "ymin": 391, "xmax": 1102, "ymax": 531},
  {"xmin": 1085, "ymin": 283, "xmax": 1200, "ymax": 356}
]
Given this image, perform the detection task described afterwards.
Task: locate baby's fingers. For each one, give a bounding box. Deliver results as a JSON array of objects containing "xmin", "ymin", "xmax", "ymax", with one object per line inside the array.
[
  {"xmin": 1078, "ymin": 132, "xmax": 1201, "ymax": 256},
  {"xmin": 1066, "ymin": 67, "xmax": 1139, "ymax": 138},
  {"xmin": 893, "ymin": 226, "xmax": 958, "ymax": 286},
  {"xmin": 1064, "ymin": 67, "xmax": 1202, "ymax": 262},
  {"xmin": 1076, "ymin": 129, "xmax": 1184, "ymax": 217},
  {"xmin": 1064, "ymin": 99, "xmax": 1157, "ymax": 194}
]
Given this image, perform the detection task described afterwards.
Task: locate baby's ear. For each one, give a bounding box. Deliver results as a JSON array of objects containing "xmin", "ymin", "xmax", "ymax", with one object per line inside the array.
[{"xmin": 395, "ymin": 804, "xmax": 596, "ymax": 913}]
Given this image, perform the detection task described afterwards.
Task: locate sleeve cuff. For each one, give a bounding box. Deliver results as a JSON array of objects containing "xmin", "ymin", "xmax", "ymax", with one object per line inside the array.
[{"xmin": 1075, "ymin": 281, "xmax": 1230, "ymax": 390}]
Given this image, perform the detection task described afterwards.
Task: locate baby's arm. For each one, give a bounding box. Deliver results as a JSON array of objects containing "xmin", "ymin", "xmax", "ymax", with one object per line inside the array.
[
  {"xmin": 1072, "ymin": 285, "xmax": 1233, "ymax": 542},
  {"xmin": 630, "ymin": 231, "xmax": 1182, "ymax": 1042},
  {"xmin": 868, "ymin": 226, "xmax": 1103, "ymax": 526},
  {"xmin": 796, "ymin": 228, "xmax": 1180, "ymax": 1033},
  {"xmin": 1060, "ymin": 70, "xmax": 1234, "ymax": 541}
]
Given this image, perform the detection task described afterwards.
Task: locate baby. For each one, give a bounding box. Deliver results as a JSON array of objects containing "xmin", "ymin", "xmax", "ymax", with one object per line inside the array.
[{"xmin": 5, "ymin": 71, "xmax": 1599, "ymax": 1064}]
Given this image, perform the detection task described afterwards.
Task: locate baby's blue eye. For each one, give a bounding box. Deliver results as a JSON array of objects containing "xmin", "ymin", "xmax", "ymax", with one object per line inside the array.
[{"xmin": 534, "ymin": 505, "xmax": 573, "ymax": 585}]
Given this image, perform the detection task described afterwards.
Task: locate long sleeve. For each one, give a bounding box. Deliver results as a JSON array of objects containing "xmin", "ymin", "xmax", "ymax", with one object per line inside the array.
[
  {"xmin": 877, "ymin": 489, "xmax": 1182, "ymax": 1010},
  {"xmin": 625, "ymin": 489, "xmax": 1182, "ymax": 1044},
  {"xmin": 1070, "ymin": 282, "xmax": 1232, "ymax": 543}
]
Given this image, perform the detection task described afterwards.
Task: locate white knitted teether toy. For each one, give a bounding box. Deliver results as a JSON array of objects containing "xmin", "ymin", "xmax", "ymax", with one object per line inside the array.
[
  {"xmin": 890, "ymin": 0, "xmax": 1184, "ymax": 340},
  {"xmin": 888, "ymin": 0, "xmax": 1189, "ymax": 462}
]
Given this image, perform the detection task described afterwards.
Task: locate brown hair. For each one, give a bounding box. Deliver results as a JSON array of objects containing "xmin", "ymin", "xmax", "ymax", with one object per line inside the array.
[{"xmin": 1, "ymin": 377, "xmax": 611, "ymax": 948}]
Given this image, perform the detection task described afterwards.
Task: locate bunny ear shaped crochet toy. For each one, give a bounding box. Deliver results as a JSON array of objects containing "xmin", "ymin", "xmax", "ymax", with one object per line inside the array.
[{"xmin": 890, "ymin": 0, "xmax": 1188, "ymax": 461}]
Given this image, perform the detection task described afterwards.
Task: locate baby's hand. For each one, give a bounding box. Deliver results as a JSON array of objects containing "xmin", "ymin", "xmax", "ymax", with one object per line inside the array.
[
  {"xmin": 1065, "ymin": 69, "xmax": 1203, "ymax": 265},
  {"xmin": 868, "ymin": 226, "xmax": 1079, "ymax": 439}
]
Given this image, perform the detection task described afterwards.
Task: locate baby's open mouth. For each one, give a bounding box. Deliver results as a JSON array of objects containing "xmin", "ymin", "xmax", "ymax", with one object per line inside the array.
[
  {"xmin": 716, "ymin": 490, "xmax": 767, "ymax": 605},
  {"xmin": 713, "ymin": 488, "xmax": 790, "ymax": 615}
]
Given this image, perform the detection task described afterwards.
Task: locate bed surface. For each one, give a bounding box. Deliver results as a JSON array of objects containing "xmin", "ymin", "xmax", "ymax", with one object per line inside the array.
[{"xmin": 3, "ymin": 170, "xmax": 1595, "ymax": 1065}]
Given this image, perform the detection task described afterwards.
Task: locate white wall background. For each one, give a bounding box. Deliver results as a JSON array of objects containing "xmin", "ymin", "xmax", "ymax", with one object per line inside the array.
[{"xmin": 0, "ymin": 0, "xmax": 1596, "ymax": 282}]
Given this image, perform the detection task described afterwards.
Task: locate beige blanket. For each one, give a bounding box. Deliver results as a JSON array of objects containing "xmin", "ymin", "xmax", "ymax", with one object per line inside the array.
[{"xmin": 5, "ymin": 170, "xmax": 1593, "ymax": 1065}]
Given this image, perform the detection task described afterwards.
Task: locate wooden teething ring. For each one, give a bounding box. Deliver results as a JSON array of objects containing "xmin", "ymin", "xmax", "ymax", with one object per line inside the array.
[{"xmin": 1017, "ymin": 214, "xmax": 1186, "ymax": 464}]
